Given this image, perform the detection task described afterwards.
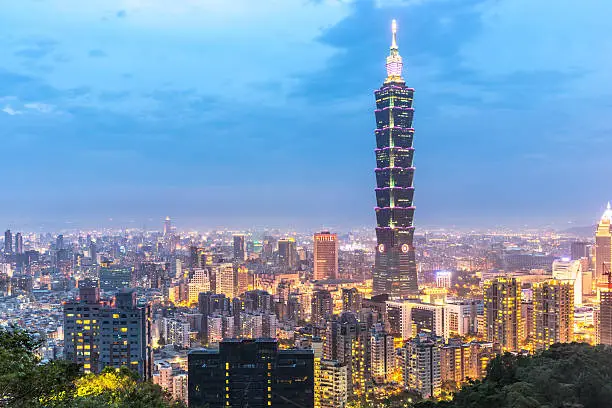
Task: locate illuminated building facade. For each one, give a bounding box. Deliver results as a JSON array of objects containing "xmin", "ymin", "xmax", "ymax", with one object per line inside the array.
[
  {"xmin": 370, "ymin": 326, "xmax": 395, "ymax": 384},
  {"xmin": 600, "ymin": 291, "xmax": 612, "ymax": 346},
  {"xmin": 3, "ymin": 229, "xmax": 11, "ymax": 254},
  {"xmin": 404, "ymin": 333, "xmax": 442, "ymax": 399},
  {"xmin": 532, "ymin": 280, "xmax": 574, "ymax": 350},
  {"xmin": 233, "ymin": 234, "xmax": 246, "ymax": 262},
  {"xmin": 314, "ymin": 359, "xmax": 348, "ymax": 408},
  {"xmin": 552, "ymin": 259, "xmax": 583, "ymax": 306},
  {"xmin": 64, "ymin": 287, "xmax": 152, "ymax": 379},
  {"xmin": 216, "ymin": 262, "xmax": 237, "ymax": 298},
  {"xmin": 373, "ymin": 20, "xmax": 418, "ymax": 298},
  {"xmin": 311, "ymin": 290, "xmax": 333, "ymax": 328},
  {"xmin": 278, "ymin": 238, "xmax": 297, "ymax": 270},
  {"xmin": 595, "ymin": 203, "xmax": 612, "ymax": 281},
  {"xmin": 440, "ymin": 340, "xmax": 494, "ymax": 387},
  {"xmin": 314, "ymin": 231, "xmax": 339, "ymax": 281},
  {"xmin": 63, "ymin": 285, "xmax": 103, "ymax": 374},
  {"xmin": 188, "ymin": 339, "xmax": 314, "ymax": 408},
  {"xmin": 483, "ymin": 278, "xmax": 522, "ymax": 352}
]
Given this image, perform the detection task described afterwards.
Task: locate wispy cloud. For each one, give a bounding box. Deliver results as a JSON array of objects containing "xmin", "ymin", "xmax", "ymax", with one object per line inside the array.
[{"xmin": 2, "ymin": 105, "xmax": 22, "ymax": 115}]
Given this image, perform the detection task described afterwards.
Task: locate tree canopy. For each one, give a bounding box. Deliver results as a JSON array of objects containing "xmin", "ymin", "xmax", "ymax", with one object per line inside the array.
[
  {"xmin": 414, "ymin": 342, "xmax": 612, "ymax": 408},
  {"xmin": 0, "ymin": 327, "xmax": 185, "ymax": 408}
]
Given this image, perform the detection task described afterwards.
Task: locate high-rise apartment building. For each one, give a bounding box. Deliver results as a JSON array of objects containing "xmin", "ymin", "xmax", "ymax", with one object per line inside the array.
[
  {"xmin": 236, "ymin": 265, "xmax": 251, "ymax": 296},
  {"xmin": 163, "ymin": 216, "xmax": 171, "ymax": 236},
  {"xmin": 323, "ymin": 312, "xmax": 370, "ymax": 396},
  {"xmin": 595, "ymin": 203, "xmax": 612, "ymax": 281},
  {"xmin": 483, "ymin": 278, "xmax": 522, "ymax": 352},
  {"xmin": 188, "ymin": 339, "xmax": 314, "ymax": 408},
  {"xmin": 278, "ymin": 238, "xmax": 297, "ymax": 269},
  {"xmin": 311, "ymin": 290, "xmax": 333, "ymax": 328},
  {"xmin": 342, "ymin": 288, "xmax": 362, "ymax": 313},
  {"xmin": 599, "ymin": 291, "xmax": 612, "ymax": 345},
  {"xmin": 444, "ymin": 299, "xmax": 483, "ymax": 338},
  {"xmin": 314, "ymin": 232, "xmax": 338, "ymax": 281},
  {"xmin": 216, "ymin": 262, "xmax": 237, "ymax": 298},
  {"xmin": 315, "ymin": 359, "xmax": 348, "ymax": 408},
  {"xmin": 532, "ymin": 280, "xmax": 574, "ymax": 350},
  {"xmin": 63, "ymin": 285, "xmax": 103, "ymax": 374},
  {"xmin": 440, "ymin": 340, "xmax": 494, "ymax": 387},
  {"xmin": 14, "ymin": 232, "xmax": 23, "ymax": 255},
  {"xmin": 571, "ymin": 241, "xmax": 589, "ymax": 261},
  {"xmin": 404, "ymin": 333, "xmax": 441, "ymax": 399},
  {"xmin": 552, "ymin": 259, "xmax": 583, "ymax": 306},
  {"xmin": 4, "ymin": 229, "xmax": 12, "ymax": 254},
  {"xmin": 56, "ymin": 234, "xmax": 64, "ymax": 251},
  {"xmin": 188, "ymin": 268, "xmax": 211, "ymax": 305},
  {"xmin": 373, "ymin": 20, "xmax": 419, "ymax": 298},
  {"xmin": 233, "ymin": 234, "xmax": 247, "ymax": 262},
  {"xmin": 64, "ymin": 287, "xmax": 152, "ymax": 379},
  {"xmin": 370, "ymin": 326, "xmax": 395, "ymax": 384}
]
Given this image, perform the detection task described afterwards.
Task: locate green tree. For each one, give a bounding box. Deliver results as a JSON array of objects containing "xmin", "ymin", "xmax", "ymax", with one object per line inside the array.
[
  {"xmin": 0, "ymin": 327, "xmax": 80, "ymax": 407},
  {"xmin": 0, "ymin": 328, "xmax": 185, "ymax": 408},
  {"xmin": 414, "ymin": 343, "xmax": 612, "ymax": 408}
]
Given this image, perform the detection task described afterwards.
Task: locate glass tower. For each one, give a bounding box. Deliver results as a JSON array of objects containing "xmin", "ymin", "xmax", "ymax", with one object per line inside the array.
[{"xmin": 373, "ymin": 20, "xmax": 418, "ymax": 298}]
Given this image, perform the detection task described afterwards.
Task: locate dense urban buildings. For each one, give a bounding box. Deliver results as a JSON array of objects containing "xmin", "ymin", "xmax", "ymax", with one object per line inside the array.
[{"xmin": 373, "ymin": 20, "xmax": 419, "ymax": 299}]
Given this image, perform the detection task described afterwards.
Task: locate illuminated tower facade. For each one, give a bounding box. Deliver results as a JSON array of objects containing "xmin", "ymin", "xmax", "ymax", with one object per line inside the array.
[
  {"xmin": 595, "ymin": 203, "xmax": 612, "ymax": 281},
  {"xmin": 313, "ymin": 231, "xmax": 338, "ymax": 281},
  {"xmin": 532, "ymin": 280, "xmax": 574, "ymax": 350},
  {"xmin": 373, "ymin": 20, "xmax": 418, "ymax": 298},
  {"xmin": 483, "ymin": 278, "xmax": 522, "ymax": 352}
]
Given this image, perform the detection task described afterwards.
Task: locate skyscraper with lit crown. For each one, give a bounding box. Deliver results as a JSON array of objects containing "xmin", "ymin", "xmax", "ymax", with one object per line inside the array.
[
  {"xmin": 373, "ymin": 20, "xmax": 418, "ymax": 298},
  {"xmin": 595, "ymin": 202, "xmax": 612, "ymax": 282}
]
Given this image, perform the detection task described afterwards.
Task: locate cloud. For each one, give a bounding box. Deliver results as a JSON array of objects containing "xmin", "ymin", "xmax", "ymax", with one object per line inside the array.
[
  {"xmin": 0, "ymin": 0, "xmax": 352, "ymax": 110},
  {"xmin": 24, "ymin": 102, "xmax": 55, "ymax": 113},
  {"xmin": 2, "ymin": 106, "xmax": 22, "ymax": 115}
]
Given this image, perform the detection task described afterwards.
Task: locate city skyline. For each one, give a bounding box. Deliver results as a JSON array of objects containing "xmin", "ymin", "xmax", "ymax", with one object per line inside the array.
[{"xmin": 1, "ymin": 1, "xmax": 612, "ymax": 229}]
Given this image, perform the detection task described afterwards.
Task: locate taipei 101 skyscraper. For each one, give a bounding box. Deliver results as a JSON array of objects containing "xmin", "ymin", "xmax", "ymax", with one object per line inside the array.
[{"xmin": 373, "ymin": 20, "xmax": 419, "ymax": 298}]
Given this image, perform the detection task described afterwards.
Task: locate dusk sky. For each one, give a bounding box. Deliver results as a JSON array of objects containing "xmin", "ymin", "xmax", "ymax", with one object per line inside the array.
[{"xmin": 1, "ymin": 0, "xmax": 611, "ymax": 231}]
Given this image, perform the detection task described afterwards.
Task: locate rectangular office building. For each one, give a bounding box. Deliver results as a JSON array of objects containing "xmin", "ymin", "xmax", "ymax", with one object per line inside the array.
[{"xmin": 188, "ymin": 338, "xmax": 314, "ymax": 408}]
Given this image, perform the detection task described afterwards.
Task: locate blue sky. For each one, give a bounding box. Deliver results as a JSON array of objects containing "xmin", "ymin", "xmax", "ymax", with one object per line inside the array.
[{"xmin": 1, "ymin": 0, "xmax": 611, "ymax": 231}]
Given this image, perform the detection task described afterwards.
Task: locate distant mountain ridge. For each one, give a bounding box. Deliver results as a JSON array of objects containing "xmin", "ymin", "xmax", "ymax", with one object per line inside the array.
[{"xmin": 559, "ymin": 224, "xmax": 596, "ymax": 237}]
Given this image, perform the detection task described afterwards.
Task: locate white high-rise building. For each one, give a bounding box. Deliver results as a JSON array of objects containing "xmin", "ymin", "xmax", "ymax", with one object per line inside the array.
[
  {"xmin": 435, "ymin": 271, "xmax": 452, "ymax": 288},
  {"xmin": 188, "ymin": 268, "xmax": 211, "ymax": 305},
  {"xmin": 162, "ymin": 318, "xmax": 191, "ymax": 348},
  {"xmin": 404, "ymin": 333, "xmax": 442, "ymax": 399},
  {"xmin": 370, "ymin": 326, "xmax": 396, "ymax": 384},
  {"xmin": 552, "ymin": 259, "xmax": 583, "ymax": 306},
  {"xmin": 217, "ymin": 263, "xmax": 237, "ymax": 298},
  {"xmin": 207, "ymin": 316, "xmax": 223, "ymax": 345}
]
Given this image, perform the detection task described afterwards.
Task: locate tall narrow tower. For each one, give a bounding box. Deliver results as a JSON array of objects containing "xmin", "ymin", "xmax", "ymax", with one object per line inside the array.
[
  {"xmin": 595, "ymin": 203, "xmax": 612, "ymax": 281},
  {"xmin": 373, "ymin": 20, "xmax": 418, "ymax": 298}
]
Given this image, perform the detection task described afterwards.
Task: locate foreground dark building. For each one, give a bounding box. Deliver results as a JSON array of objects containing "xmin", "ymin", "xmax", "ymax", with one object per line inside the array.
[
  {"xmin": 373, "ymin": 20, "xmax": 419, "ymax": 298},
  {"xmin": 188, "ymin": 338, "xmax": 314, "ymax": 408}
]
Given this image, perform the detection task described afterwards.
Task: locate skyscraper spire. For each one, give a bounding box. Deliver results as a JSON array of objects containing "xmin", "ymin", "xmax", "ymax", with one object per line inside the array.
[
  {"xmin": 603, "ymin": 202, "xmax": 612, "ymax": 221},
  {"xmin": 391, "ymin": 19, "xmax": 398, "ymax": 50},
  {"xmin": 386, "ymin": 19, "xmax": 404, "ymax": 83}
]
